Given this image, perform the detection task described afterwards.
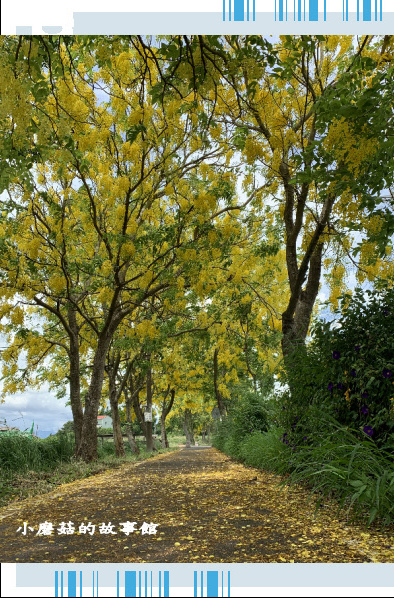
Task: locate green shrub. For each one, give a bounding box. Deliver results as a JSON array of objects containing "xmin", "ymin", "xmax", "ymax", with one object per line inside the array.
[
  {"xmin": 238, "ymin": 427, "xmax": 287, "ymax": 471},
  {"xmin": 97, "ymin": 439, "xmax": 119, "ymax": 458},
  {"xmin": 214, "ymin": 284, "xmax": 394, "ymax": 526},
  {"xmin": 97, "ymin": 427, "xmax": 113, "ymax": 435},
  {"xmin": 222, "ymin": 436, "xmax": 241, "ymax": 459},
  {"xmin": 271, "ymin": 285, "xmax": 394, "ymax": 525},
  {"xmin": 216, "ymin": 406, "xmax": 394, "ymax": 525},
  {"xmin": 213, "ymin": 390, "xmax": 270, "ymax": 453},
  {"xmin": 230, "ymin": 389, "xmax": 270, "ymax": 436},
  {"xmin": 213, "ymin": 416, "xmax": 234, "ymax": 452}
]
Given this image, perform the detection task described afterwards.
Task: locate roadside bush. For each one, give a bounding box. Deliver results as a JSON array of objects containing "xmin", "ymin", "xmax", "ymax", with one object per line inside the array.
[
  {"xmin": 97, "ymin": 426, "xmax": 113, "ymax": 435},
  {"xmin": 213, "ymin": 390, "xmax": 270, "ymax": 459},
  {"xmin": 230, "ymin": 389, "xmax": 271, "ymax": 436},
  {"xmin": 97, "ymin": 439, "xmax": 118, "ymax": 458},
  {"xmin": 274, "ymin": 285, "xmax": 394, "ymax": 525},
  {"xmin": 215, "ymin": 286, "xmax": 394, "ymax": 526},
  {"xmin": 238, "ymin": 427, "xmax": 287, "ymax": 471},
  {"xmin": 281, "ymin": 286, "xmax": 394, "ymax": 449}
]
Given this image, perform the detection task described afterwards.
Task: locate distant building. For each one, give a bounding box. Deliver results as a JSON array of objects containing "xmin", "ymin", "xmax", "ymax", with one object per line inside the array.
[
  {"xmin": 0, "ymin": 420, "xmax": 35, "ymax": 437},
  {"xmin": 0, "ymin": 425, "xmax": 20, "ymax": 433},
  {"xmin": 97, "ymin": 415, "xmax": 113, "ymax": 428}
]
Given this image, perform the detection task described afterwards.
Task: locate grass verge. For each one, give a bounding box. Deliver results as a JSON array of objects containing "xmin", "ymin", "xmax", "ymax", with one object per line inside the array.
[{"xmin": 0, "ymin": 438, "xmax": 178, "ymax": 509}]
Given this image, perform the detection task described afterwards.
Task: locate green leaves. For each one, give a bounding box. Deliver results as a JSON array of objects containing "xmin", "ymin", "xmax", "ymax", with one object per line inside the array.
[
  {"xmin": 126, "ymin": 124, "xmax": 147, "ymax": 144},
  {"xmin": 253, "ymin": 239, "xmax": 280, "ymax": 258},
  {"xmin": 232, "ymin": 126, "xmax": 249, "ymax": 151},
  {"xmin": 31, "ymin": 80, "xmax": 50, "ymax": 102}
]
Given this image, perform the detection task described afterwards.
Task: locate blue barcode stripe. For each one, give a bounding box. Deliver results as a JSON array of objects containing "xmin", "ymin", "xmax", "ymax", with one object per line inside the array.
[
  {"xmin": 68, "ymin": 571, "xmax": 76, "ymax": 597},
  {"xmin": 207, "ymin": 571, "xmax": 218, "ymax": 598},
  {"xmin": 309, "ymin": 0, "xmax": 318, "ymax": 19},
  {"xmin": 234, "ymin": 0, "xmax": 244, "ymax": 19},
  {"xmin": 125, "ymin": 571, "xmax": 136, "ymax": 597}
]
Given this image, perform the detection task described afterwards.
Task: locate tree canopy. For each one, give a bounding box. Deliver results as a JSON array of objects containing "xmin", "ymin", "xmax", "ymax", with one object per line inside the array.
[{"xmin": 0, "ymin": 35, "xmax": 393, "ymax": 462}]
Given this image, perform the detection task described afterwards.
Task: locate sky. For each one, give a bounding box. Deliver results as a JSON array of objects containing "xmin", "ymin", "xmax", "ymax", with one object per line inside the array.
[{"xmin": 0, "ymin": 386, "xmax": 72, "ymax": 437}]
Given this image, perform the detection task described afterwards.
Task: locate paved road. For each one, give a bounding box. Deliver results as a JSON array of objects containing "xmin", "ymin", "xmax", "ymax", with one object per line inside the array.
[{"xmin": 0, "ymin": 447, "xmax": 392, "ymax": 563}]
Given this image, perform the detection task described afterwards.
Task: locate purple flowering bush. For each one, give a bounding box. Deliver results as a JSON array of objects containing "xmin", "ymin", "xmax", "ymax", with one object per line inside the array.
[
  {"xmin": 275, "ymin": 285, "xmax": 394, "ymax": 525},
  {"xmin": 281, "ymin": 286, "xmax": 394, "ymax": 449}
]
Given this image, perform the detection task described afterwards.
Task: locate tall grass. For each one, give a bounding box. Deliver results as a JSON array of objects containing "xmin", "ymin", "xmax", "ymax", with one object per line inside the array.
[
  {"xmin": 277, "ymin": 424, "xmax": 394, "ymax": 526},
  {"xmin": 0, "ymin": 431, "xmax": 178, "ymax": 509},
  {"xmin": 0, "ymin": 433, "xmax": 75, "ymax": 473},
  {"xmin": 214, "ymin": 412, "xmax": 394, "ymax": 526},
  {"xmin": 238, "ymin": 428, "xmax": 288, "ymax": 471}
]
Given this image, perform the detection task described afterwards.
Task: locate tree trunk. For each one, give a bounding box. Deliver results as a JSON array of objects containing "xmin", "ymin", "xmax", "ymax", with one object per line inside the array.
[
  {"xmin": 183, "ymin": 408, "xmax": 194, "ymax": 447},
  {"xmin": 129, "ymin": 374, "xmax": 158, "ymax": 450},
  {"xmin": 67, "ymin": 306, "xmax": 83, "ymax": 453},
  {"xmin": 131, "ymin": 385, "xmax": 147, "ymax": 437},
  {"xmin": 213, "ymin": 348, "xmax": 226, "ymax": 417},
  {"xmin": 160, "ymin": 416, "xmax": 169, "ymax": 449},
  {"xmin": 106, "ymin": 348, "xmax": 140, "ymax": 458},
  {"xmin": 69, "ymin": 333, "xmax": 83, "ymax": 453},
  {"xmin": 280, "ymin": 151, "xmax": 334, "ymax": 378},
  {"xmin": 109, "ymin": 379, "xmax": 126, "ymax": 458},
  {"xmin": 160, "ymin": 387, "xmax": 175, "ymax": 449},
  {"xmin": 124, "ymin": 389, "xmax": 140, "ymax": 455},
  {"xmin": 125, "ymin": 423, "xmax": 140, "ymax": 455},
  {"xmin": 76, "ymin": 335, "xmax": 112, "ymax": 462},
  {"xmin": 145, "ymin": 360, "xmax": 154, "ymax": 453},
  {"xmin": 281, "ymin": 242, "xmax": 324, "ymax": 379}
]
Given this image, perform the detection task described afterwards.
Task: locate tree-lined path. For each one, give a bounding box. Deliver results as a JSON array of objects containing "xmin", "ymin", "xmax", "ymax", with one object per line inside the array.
[
  {"xmin": 1, "ymin": 35, "xmax": 394, "ymax": 531},
  {"xmin": 0, "ymin": 448, "xmax": 393, "ymax": 563}
]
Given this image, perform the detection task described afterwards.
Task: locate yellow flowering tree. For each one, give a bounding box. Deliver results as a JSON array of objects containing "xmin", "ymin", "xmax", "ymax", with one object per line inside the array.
[
  {"xmin": 0, "ymin": 37, "xmax": 232, "ymax": 461},
  {"xmin": 145, "ymin": 34, "xmax": 393, "ymax": 374}
]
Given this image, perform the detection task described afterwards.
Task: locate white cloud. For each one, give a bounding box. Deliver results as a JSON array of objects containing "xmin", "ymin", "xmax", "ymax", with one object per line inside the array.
[{"xmin": 0, "ymin": 388, "xmax": 72, "ymax": 435}]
